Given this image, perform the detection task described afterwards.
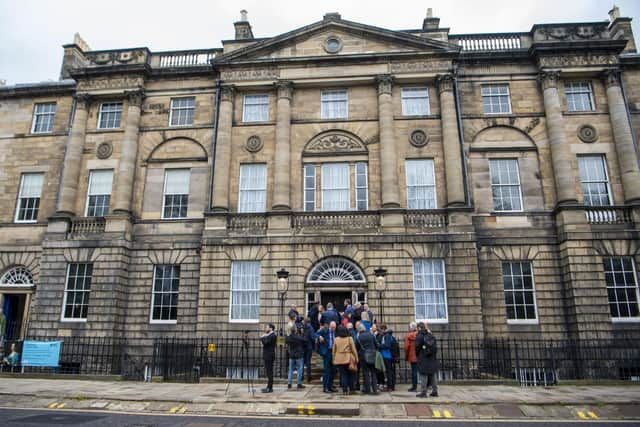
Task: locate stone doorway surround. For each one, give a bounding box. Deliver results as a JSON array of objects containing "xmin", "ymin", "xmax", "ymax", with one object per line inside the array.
[{"xmin": 0, "ymin": 266, "xmax": 35, "ymax": 341}]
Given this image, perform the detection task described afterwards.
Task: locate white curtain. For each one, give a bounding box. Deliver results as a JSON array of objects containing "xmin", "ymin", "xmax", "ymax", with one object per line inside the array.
[
  {"xmin": 401, "ymin": 88, "xmax": 429, "ymax": 116},
  {"xmin": 413, "ymin": 259, "xmax": 447, "ymax": 321},
  {"xmin": 239, "ymin": 164, "xmax": 267, "ymax": 213},
  {"xmin": 20, "ymin": 173, "xmax": 44, "ymax": 197},
  {"xmin": 321, "ymin": 90, "xmax": 347, "ymax": 119},
  {"xmin": 231, "ymin": 261, "xmax": 260, "ymax": 321},
  {"xmin": 321, "ymin": 163, "xmax": 349, "ymax": 211},
  {"xmin": 164, "ymin": 169, "xmax": 190, "ymax": 195},
  {"xmin": 243, "ymin": 95, "xmax": 269, "ymax": 122},
  {"xmin": 406, "ymin": 160, "xmax": 436, "ymax": 209},
  {"xmin": 89, "ymin": 170, "xmax": 113, "ymax": 195}
]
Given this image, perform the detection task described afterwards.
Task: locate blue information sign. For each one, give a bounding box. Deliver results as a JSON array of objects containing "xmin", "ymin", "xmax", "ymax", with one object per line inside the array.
[{"xmin": 21, "ymin": 340, "xmax": 62, "ymax": 367}]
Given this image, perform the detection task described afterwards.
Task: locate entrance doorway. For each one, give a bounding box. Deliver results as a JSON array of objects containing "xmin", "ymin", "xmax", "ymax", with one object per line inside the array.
[
  {"xmin": 320, "ymin": 291, "xmax": 351, "ymax": 311},
  {"xmin": 2, "ymin": 294, "xmax": 25, "ymax": 341}
]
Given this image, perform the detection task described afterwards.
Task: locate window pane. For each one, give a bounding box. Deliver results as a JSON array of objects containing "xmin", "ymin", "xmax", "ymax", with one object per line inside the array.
[
  {"xmin": 321, "ymin": 163, "xmax": 350, "ymax": 211},
  {"xmin": 490, "ymin": 159, "xmax": 522, "ymax": 211},
  {"xmin": 63, "ymin": 263, "xmax": 92, "ymax": 320},
  {"xmin": 243, "ymin": 95, "xmax": 269, "ymax": 122},
  {"xmin": 321, "ymin": 90, "xmax": 347, "ymax": 119},
  {"xmin": 502, "ymin": 261, "xmax": 537, "ymax": 321},
  {"xmin": 482, "ymin": 85, "xmax": 511, "ymax": 114},
  {"xmin": 401, "ymin": 87, "xmax": 430, "ymax": 116},
  {"xmin": 98, "ymin": 102, "xmax": 122, "ymax": 129},
  {"xmin": 239, "ymin": 164, "xmax": 267, "ymax": 213},
  {"xmin": 604, "ymin": 257, "xmax": 640, "ymax": 319},
  {"xmin": 151, "ymin": 265, "xmax": 180, "ymax": 321},
  {"xmin": 230, "ymin": 261, "xmax": 261, "ymax": 321},
  {"xmin": 413, "ymin": 259, "xmax": 447, "ymax": 321},
  {"xmin": 406, "ymin": 160, "xmax": 436, "ymax": 209},
  {"xmin": 170, "ymin": 97, "xmax": 195, "ymax": 126},
  {"xmin": 163, "ymin": 170, "xmax": 190, "ymax": 218},
  {"xmin": 578, "ymin": 155, "xmax": 611, "ymax": 206},
  {"xmin": 32, "ymin": 102, "xmax": 56, "ymax": 133}
]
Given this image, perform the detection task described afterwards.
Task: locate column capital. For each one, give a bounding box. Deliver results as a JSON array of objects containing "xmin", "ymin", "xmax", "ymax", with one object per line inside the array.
[
  {"xmin": 602, "ymin": 69, "xmax": 622, "ymax": 89},
  {"xmin": 125, "ymin": 89, "xmax": 145, "ymax": 107},
  {"xmin": 275, "ymin": 80, "xmax": 293, "ymax": 100},
  {"xmin": 538, "ymin": 70, "xmax": 561, "ymax": 91},
  {"xmin": 375, "ymin": 74, "xmax": 394, "ymax": 95},
  {"xmin": 73, "ymin": 93, "xmax": 92, "ymax": 110},
  {"xmin": 220, "ymin": 85, "xmax": 236, "ymax": 102},
  {"xmin": 436, "ymin": 74, "xmax": 454, "ymax": 94}
]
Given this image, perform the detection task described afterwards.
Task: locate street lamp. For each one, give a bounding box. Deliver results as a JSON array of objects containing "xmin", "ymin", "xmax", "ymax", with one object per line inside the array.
[
  {"xmin": 276, "ymin": 268, "xmax": 289, "ymax": 341},
  {"xmin": 374, "ymin": 267, "xmax": 387, "ymax": 324}
]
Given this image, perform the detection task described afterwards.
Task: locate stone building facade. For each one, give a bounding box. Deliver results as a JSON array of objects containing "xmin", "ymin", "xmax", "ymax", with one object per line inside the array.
[{"xmin": 1, "ymin": 9, "xmax": 639, "ymax": 348}]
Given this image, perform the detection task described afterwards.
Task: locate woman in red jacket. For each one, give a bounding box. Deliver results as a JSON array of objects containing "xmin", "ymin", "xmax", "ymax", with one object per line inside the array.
[{"xmin": 404, "ymin": 322, "xmax": 418, "ymax": 392}]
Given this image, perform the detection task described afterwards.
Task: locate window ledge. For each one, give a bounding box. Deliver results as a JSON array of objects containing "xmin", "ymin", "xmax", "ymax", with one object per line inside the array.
[
  {"xmin": 507, "ymin": 319, "xmax": 539, "ymax": 325},
  {"xmin": 415, "ymin": 319, "xmax": 448, "ymax": 324},
  {"xmin": 611, "ymin": 317, "xmax": 640, "ymax": 323},
  {"xmin": 14, "ymin": 220, "xmax": 38, "ymax": 224},
  {"xmin": 229, "ymin": 319, "xmax": 260, "ymax": 324},
  {"xmin": 150, "ymin": 320, "xmax": 177, "ymax": 325},
  {"xmin": 60, "ymin": 318, "xmax": 87, "ymax": 323}
]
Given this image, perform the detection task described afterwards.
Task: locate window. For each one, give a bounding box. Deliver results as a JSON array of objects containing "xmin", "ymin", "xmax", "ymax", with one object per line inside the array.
[
  {"xmin": 62, "ymin": 263, "xmax": 93, "ymax": 321},
  {"xmin": 238, "ymin": 164, "xmax": 267, "ymax": 213},
  {"xmin": 405, "ymin": 159, "xmax": 436, "ymax": 209},
  {"xmin": 321, "ymin": 90, "xmax": 347, "ymax": 119},
  {"xmin": 321, "ymin": 163, "xmax": 350, "ymax": 210},
  {"xmin": 15, "ymin": 173, "xmax": 44, "ymax": 223},
  {"xmin": 401, "ymin": 87, "xmax": 430, "ymax": 116},
  {"xmin": 578, "ymin": 155, "xmax": 611, "ymax": 206},
  {"xmin": 355, "ymin": 162, "xmax": 368, "ymax": 210},
  {"xmin": 565, "ymin": 82, "xmax": 594, "ymax": 112},
  {"xmin": 490, "ymin": 159, "xmax": 522, "ymax": 211},
  {"xmin": 502, "ymin": 262, "xmax": 538, "ymax": 323},
  {"xmin": 31, "ymin": 102, "xmax": 56, "ymax": 133},
  {"xmin": 604, "ymin": 257, "xmax": 639, "ymax": 321},
  {"xmin": 304, "ymin": 164, "xmax": 316, "ymax": 212},
  {"xmin": 162, "ymin": 169, "xmax": 190, "ymax": 219},
  {"xmin": 151, "ymin": 265, "xmax": 180, "ymax": 323},
  {"xmin": 243, "ymin": 94, "xmax": 269, "ymax": 122},
  {"xmin": 482, "ymin": 84, "xmax": 511, "ymax": 114},
  {"xmin": 413, "ymin": 259, "xmax": 448, "ymax": 323},
  {"xmin": 85, "ymin": 170, "xmax": 113, "ymax": 217},
  {"xmin": 230, "ymin": 261, "xmax": 260, "ymax": 322},
  {"xmin": 169, "ymin": 97, "xmax": 195, "ymax": 126},
  {"xmin": 98, "ymin": 102, "xmax": 123, "ymax": 129}
]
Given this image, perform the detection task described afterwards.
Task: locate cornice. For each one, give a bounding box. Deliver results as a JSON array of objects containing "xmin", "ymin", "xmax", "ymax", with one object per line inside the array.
[{"xmin": 0, "ymin": 81, "xmax": 76, "ymax": 99}]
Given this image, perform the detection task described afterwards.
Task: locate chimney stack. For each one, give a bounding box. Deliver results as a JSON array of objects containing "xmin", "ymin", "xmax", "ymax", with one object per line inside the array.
[
  {"xmin": 423, "ymin": 8, "xmax": 440, "ymax": 30},
  {"xmin": 234, "ymin": 9, "xmax": 254, "ymax": 40}
]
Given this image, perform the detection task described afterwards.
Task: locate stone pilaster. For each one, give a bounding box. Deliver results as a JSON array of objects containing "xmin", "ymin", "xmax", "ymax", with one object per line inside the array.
[
  {"xmin": 603, "ymin": 70, "xmax": 640, "ymax": 204},
  {"xmin": 272, "ymin": 81, "xmax": 293, "ymax": 211},
  {"xmin": 112, "ymin": 89, "xmax": 144, "ymax": 215},
  {"xmin": 212, "ymin": 85, "xmax": 235, "ymax": 212},
  {"xmin": 437, "ymin": 74, "xmax": 465, "ymax": 207},
  {"xmin": 376, "ymin": 75, "xmax": 400, "ymax": 208},
  {"xmin": 56, "ymin": 93, "xmax": 91, "ymax": 216},
  {"xmin": 539, "ymin": 71, "xmax": 578, "ymax": 206}
]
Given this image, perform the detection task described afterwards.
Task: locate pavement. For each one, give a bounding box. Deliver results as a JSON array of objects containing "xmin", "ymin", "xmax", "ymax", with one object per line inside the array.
[{"xmin": 0, "ymin": 377, "xmax": 639, "ymax": 421}]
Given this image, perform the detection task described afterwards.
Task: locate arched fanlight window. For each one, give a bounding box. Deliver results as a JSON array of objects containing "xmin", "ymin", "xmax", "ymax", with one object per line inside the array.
[
  {"xmin": 0, "ymin": 266, "xmax": 35, "ymax": 286},
  {"xmin": 307, "ymin": 257, "xmax": 365, "ymax": 284}
]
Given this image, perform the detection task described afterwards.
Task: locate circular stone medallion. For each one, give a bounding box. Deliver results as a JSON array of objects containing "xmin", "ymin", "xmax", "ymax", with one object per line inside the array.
[
  {"xmin": 577, "ymin": 124, "xmax": 598, "ymax": 143},
  {"xmin": 409, "ymin": 129, "xmax": 430, "ymax": 147},
  {"xmin": 96, "ymin": 141, "xmax": 113, "ymax": 159},
  {"xmin": 246, "ymin": 135, "xmax": 263, "ymax": 153}
]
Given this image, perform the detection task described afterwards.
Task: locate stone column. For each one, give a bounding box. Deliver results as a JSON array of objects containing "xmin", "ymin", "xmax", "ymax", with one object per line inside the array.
[
  {"xmin": 603, "ymin": 70, "xmax": 640, "ymax": 204},
  {"xmin": 56, "ymin": 93, "xmax": 91, "ymax": 215},
  {"xmin": 437, "ymin": 74, "xmax": 466, "ymax": 207},
  {"xmin": 112, "ymin": 90, "xmax": 144, "ymax": 215},
  {"xmin": 272, "ymin": 81, "xmax": 293, "ymax": 210},
  {"xmin": 540, "ymin": 71, "xmax": 578, "ymax": 206},
  {"xmin": 212, "ymin": 85, "xmax": 235, "ymax": 212},
  {"xmin": 376, "ymin": 75, "xmax": 400, "ymax": 208}
]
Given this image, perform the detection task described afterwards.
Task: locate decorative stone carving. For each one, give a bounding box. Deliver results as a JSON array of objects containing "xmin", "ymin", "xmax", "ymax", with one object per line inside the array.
[
  {"xmin": 436, "ymin": 74, "xmax": 454, "ymax": 94},
  {"xmin": 577, "ymin": 124, "xmax": 598, "ymax": 143},
  {"xmin": 524, "ymin": 118, "xmax": 541, "ymax": 134},
  {"xmin": 125, "ymin": 89, "xmax": 145, "ymax": 106},
  {"xmin": 220, "ymin": 85, "xmax": 236, "ymax": 102},
  {"xmin": 96, "ymin": 142, "xmax": 113, "ymax": 159},
  {"xmin": 538, "ymin": 54, "xmax": 618, "ymax": 68},
  {"xmin": 323, "ymin": 36, "xmax": 343, "ymax": 54},
  {"xmin": 409, "ymin": 129, "xmax": 429, "ymax": 147},
  {"xmin": 77, "ymin": 76, "xmax": 145, "ymax": 92},
  {"xmin": 375, "ymin": 75, "xmax": 393, "ymax": 95},
  {"xmin": 602, "ymin": 69, "xmax": 621, "ymax": 89},
  {"xmin": 86, "ymin": 49, "xmax": 147, "ymax": 66},
  {"xmin": 73, "ymin": 93, "xmax": 92, "ymax": 110},
  {"xmin": 390, "ymin": 60, "xmax": 451, "ymax": 74},
  {"xmin": 538, "ymin": 71, "xmax": 560, "ymax": 90},
  {"xmin": 304, "ymin": 131, "xmax": 368, "ymax": 156},
  {"xmin": 276, "ymin": 80, "xmax": 293, "ymax": 99},
  {"xmin": 245, "ymin": 135, "xmax": 263, "ymax": 152},
  {"xmin": 220, "ymin": 67, "xmax": 279, "ymax": 81},
  {"xmin": 533, "ymin": 24, "xmax": 609, "ymax": 42}
]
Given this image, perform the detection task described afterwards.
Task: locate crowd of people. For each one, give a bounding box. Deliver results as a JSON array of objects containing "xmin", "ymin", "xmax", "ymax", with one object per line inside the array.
[{"xmin": 259, "ymin": 299, "xmax": 439, "ymax": 397}]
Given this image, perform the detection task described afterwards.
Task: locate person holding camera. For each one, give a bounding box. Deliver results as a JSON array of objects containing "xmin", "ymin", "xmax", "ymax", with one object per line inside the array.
[
  {"xmin": 260, "ymin": 323, "xmax": 277, "ymax": 393},
  {"xmin": 415, "ymin": 322, "xmax": 439, "ymax": 398},
  {"xmin": 286, "ymin": 324, "xmax": 306, "ymax": 389}
]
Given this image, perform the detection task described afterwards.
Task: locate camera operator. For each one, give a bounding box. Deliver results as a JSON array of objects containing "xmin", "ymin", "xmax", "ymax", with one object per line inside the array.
[
  {"xmin": 260, "ymin": 323, "xmax": 276, "ymax": 393},
  {"xmin": 285, "ymin": 323, "xmax": 306, "ymax": 389}
]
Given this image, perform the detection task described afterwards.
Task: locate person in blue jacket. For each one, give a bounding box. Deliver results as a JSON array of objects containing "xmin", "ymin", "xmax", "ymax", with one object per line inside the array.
[{"xmin": 379, "ymin": 324, "xmax": 396, "ymax": 391}]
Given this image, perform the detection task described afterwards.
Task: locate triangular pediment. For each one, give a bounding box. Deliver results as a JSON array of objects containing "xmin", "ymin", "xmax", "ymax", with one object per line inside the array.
[{"xmin": 214, "ymin": 18, "xmax": 459, "ymax": 64}]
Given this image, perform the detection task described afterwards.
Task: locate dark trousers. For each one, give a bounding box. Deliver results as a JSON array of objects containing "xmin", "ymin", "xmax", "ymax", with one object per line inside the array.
[
  {"xmin": 264, "ymin": 358, "xmax": 274, "ymax": 390},
  {"xmin": 384, "ymin": 358, "xmax": 395, "ymax": 390},
  {"xmin": 362, "ymin": 362, "xmax": 378, "ymax": 393},
  {"xmin": 322, "ymin": 354, "xmax": 335, "ymax": 391},
  {"xmin": 337, "ymin": 364, "xmax": 353, "ymax": 392},
  {"xmin": 303, "ymin": 348, "xmax": 313, "ymax": 382},
  {"xmin": 410, "ymin": 362, "xmax": 418, "ymax": 389}
]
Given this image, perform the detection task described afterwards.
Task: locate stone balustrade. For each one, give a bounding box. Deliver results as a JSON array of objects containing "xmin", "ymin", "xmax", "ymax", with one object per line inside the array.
[
  {"xmin": 227, "ymin": 213, "xmax": 268, "ymax": 232},
  {"xmin": 404, "ymin": 210, "xmax": 448, "ymax": 229},
  {"xmin": 68, "ymin": 217, "xmax": 106, "ymax": 237},
  {"xmin": 292, "ymin": 211, "xmax": 381, "ymax": 230},
  {"xmin": 152, "ymin": 49, "xmax": 219, "ymax": 68},
  {"xmin": 585, "ymin": 206, "xmax": 633, "ymax": 225},
  {"xmin": 450, "ymin": 33, "xmax": 528, "ymax": 51}
]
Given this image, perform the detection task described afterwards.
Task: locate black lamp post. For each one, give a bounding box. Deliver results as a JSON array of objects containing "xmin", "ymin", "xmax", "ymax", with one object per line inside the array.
[
  {"xmin": 276, "ymin": 268, "xmax": 289, "ymax": 338},
  {"xmin": 374, "ymin": 267, "xmax": 387, "ymax": 324}
]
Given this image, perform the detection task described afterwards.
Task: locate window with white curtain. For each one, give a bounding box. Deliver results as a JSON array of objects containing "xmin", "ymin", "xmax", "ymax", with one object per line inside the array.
[
  {"xmin": 490, "ymin": 159, "xmax": 523, "ymax": 211},
  {"xmin": 321, "ymin": 163, "xmax": 350, "ymax": 210},
  {"xmin": 85, "ymin": 170, "xmax": 113, "ymax": 217},
  {"xmin": 31, "ymin": 102, "xmax": 56, "ymax": 133},
  {"xmin": 405, "ymin": 159, "xmax": 436, "ymax": 209},
  {"xmin": 304, "ymin": 164, "xmax": 316, "ymax": 212},
  {"xmin": 355, "ymin": 162, "xmax": 368, "ymax": 210},
  {"xmin": 151, "ymin": 265, "xmax": 180, "ymax": 323},
  {"xmin": 169, "ymin": 97, "xmax": 195, "ymax": 126},
  {"xmin": 401, "ymin": 87, "xmax": 430, "ymax": 116},
  {"xmin": 565, "ymin": 82, "xmax": 594, "ymax": 112},
  {"xmin": 15, "ymin": 173, "xmax": 44, "ymax": 223},
  {"xmin": 243, "ymin": 94, "xmax": 269, "ymax": 122},
  {"xmin": 321, "ymin": 90, "xmax": 348, "ymax": 119},
  {"xmin": 162, "ymin": 169, "xmax": 190, "ymax": 219},
  {"xmin": 230, "ymin": 261, "xmax": 260, "ymax": 322},
  {"xmin": 98, "ymin": 102, "xmax": 123, "ymax": 129},
  {"xmin": 413, "ymin": 259, "xmax": 448, "ymax": 323},
  {"xmin": 238, "ymin": 164, "xmax": 267, "ymax": 213},
  {"xmin": 578, "ymin": 155, "xmax": 612, "ymax": 206}
]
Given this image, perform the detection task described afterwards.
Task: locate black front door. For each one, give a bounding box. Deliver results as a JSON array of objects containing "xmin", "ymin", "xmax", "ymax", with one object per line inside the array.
[{"xmin": 320, "ymin": 291, "xmax": 351, "ymax": 312}]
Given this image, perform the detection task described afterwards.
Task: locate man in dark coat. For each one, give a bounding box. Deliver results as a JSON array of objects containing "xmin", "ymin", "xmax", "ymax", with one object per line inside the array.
[
  {"xmin": 286, "ymin": 324, "xmax": 307, "ymax": 389},
  {"xmin": 302, "ymin": 317, "xmax": 315, "ymax": 382},
  {"xmin": 356, "ymin": 323, "xmax": 379, "ymax": 394},
  {"xmin": 260, "ymin": 323, "xmax": 277, "ymax": 393},
  {"xmin": 415, "ymin": 322, "xmax": 439, "ymax": 397},
  {"xmin": 320, "ymin": 302, "xmax": 340, "ymax": 326}
]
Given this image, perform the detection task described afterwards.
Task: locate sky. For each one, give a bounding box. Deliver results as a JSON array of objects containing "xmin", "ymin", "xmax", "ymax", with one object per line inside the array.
[{"xmin": 0, "ymin": 0, "xmax": 638, "ymax": 85}]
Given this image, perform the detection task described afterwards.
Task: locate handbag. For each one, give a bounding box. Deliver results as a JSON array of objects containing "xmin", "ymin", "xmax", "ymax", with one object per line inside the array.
[
  {"xmin": 364, "ymin": 349, "xmax": 376, "ymax": 365},
  {"xmin": 348, "ymin": 356, "xmax": 358, "ymax": 372}
]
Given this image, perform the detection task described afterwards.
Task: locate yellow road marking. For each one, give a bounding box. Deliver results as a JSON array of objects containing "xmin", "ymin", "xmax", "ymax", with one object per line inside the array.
[
  {"xmin": 577, "ymin": 411, "xmax": 588, "ymax": 420},
  {"xmin": 443, "ymin": 410, "xmax": 452, "ymax": 418},
  {"xmin": 168, "ymin": 406, "xmax": 179, "ymax": 413},
  {"xmin": 307, "ymin": 405, "xmax": 315, "ymax": 416},
  {"xmin": 57, "ymin": 403, "xmax": 66, "ymax": 409},
  {"xmin": 588, "ymin": 411, "xmax": 599, "ymax": 419},
  {"xmin": 433, "ymin": 409, "xmax": 442, "ymax": 418},
  {"xmin": 47, "ymin": 402, "xmax": 59, "ymax": 409},
  {"xmin": 178, "ymin": 407, "xmax": 187, "ymax": 414},
  {"xmin": 297, "ymin": 404, "xmax": 305, "ymax": 415}
]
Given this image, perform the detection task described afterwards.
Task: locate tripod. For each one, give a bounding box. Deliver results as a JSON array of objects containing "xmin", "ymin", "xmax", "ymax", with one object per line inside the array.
[{"xmin": 239, "ymin": 331, "xmax": 255, "ymax": 395}]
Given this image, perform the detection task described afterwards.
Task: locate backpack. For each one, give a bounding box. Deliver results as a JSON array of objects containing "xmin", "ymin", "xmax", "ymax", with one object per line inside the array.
[
  {"xmin": 390, "ymin": 335, "xmax": 400, "ymax": 359},
  {"xmin": 423, "ymin": 334, "xmax": 437, "ymax": 357}
]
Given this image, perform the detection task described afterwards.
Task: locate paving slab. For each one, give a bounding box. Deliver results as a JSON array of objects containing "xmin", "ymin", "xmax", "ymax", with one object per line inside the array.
[
  {"xmin": 616, "ymin": 404, "xmax": 640, "ymax": 419},
  {"xmin": 405, "ymin": 403, "xmax": 432, "ymax": 417},
  {"xmin": 493, "ymin": 403, "xmax": 525, "ymax": 418}
]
